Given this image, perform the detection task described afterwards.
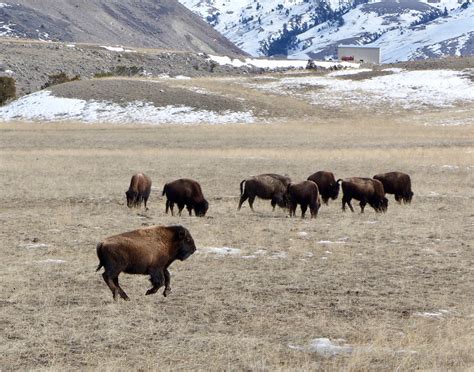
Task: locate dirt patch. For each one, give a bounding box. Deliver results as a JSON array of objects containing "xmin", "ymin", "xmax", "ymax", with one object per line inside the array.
[{"xmin": 50, "ymin": 78, "xmax": 249, "ymax": 113}]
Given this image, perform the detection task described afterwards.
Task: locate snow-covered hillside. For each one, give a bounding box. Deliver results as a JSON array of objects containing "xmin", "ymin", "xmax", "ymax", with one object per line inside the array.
[{"xmin": 178, "ymin": 0, "xmax": 474, "ymax": 62}]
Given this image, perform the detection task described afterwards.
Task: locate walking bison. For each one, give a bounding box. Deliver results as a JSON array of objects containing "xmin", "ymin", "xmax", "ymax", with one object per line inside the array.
[
  {"xmin": 162, "ymin": 178, "xmax": 209, "ymax": 217},
  {"xmin": 96, "ymin": 225, "xmax": 196, "ymax": 301},
  {"xmin": 338, "ymin": 177, "xmax": 388, "ymax": 213},
  {"xmin": 238, "ymin": 173, "xmax": 291, "ymax": 211},
  {"xmin": 125, "ymin": 173, "xmax": 152, "ymax": 209},
  {"xmin": 287, "ymin": 180, "xmax": 321, "ymax": 218},
  {"xmin": 307, "ymin": 171, "xmax": 339, "ymax": 205},
  {"xmin": 373, "ymin": 171, "xmax": 413, "ymax": 204}
]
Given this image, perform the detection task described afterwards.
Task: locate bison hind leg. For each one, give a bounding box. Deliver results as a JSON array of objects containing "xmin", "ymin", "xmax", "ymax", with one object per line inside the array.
[
  {"xmin": 102, "ymin": 272, "xmax": 119, "ymax": 301},
  {"xmin": 300, "ymin": 203, "xmax": 308, "ymax": 218},
  {"xmin": 113, "ymin": 277, "xmax": 130, "ymax": 301},
  {"xmin": 248, "ymin": 196, "xmax": 256, "ymax": 211}
]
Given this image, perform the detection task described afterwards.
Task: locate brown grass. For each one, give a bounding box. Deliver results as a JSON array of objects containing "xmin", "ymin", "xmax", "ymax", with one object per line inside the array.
[{"xmin": 1, "ymin": 91, "xmax": 473, "ymax": 370}]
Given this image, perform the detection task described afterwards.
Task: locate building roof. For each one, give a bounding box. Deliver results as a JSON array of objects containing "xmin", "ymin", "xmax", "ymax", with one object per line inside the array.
[{"xmin": 338, "ymin": 45, "xmax": 380, "ymax": 49}]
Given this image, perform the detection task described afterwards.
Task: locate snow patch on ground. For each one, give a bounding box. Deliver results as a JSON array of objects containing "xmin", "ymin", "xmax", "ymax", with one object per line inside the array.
[
  {"xmin": 100, "ymin": 46, "xmax": 135, "ymax": 53},
  {"xmin": 414, "ymin": 309, "xmax": 449, "ymax": 319},
  {"xmin": 289, "ymin": 338, "xmax": 353, "ymax": 357},
  {"xmin": 318, "ymin": 240, "xmax": 346, "ymax": 244},
  {"xmin": 0, "ymin": 91, "xmax": 255, "ymax": 125},
  {"xmin": 21, "ymin": 243, "xmax": 49, "ymax": 249},
  {"xmin": 199, "ymin": 247, "xmax": 242, "ymax": 255},
  {"xmin": 327, "ymin": 68, "xmax": 372, "ymax": 77},
  {"xmin": 37, "ymin": 259, "xmax": 66, "ymax": 264},
  {"xmin": 249, "ymin": 69, "xmax": 474, "ymax": 109}
]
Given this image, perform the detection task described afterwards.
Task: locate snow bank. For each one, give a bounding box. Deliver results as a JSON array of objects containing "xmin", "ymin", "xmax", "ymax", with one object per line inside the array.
[
  {"xmin": 0, "ymin": 91, "xmax": 255, "ymax": 125},
  {"xmin": 208, "ymin": 55, "xmax": 359, "ymax": 70}
]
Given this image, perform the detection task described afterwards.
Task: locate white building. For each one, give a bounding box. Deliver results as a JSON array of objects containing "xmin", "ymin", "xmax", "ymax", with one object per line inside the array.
[{"xmin": 338, "ymin": 45, "xmax": 381, "ymax": 64}]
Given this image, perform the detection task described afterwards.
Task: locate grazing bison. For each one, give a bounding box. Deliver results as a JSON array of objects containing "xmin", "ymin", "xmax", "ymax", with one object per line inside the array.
[
  {"xmin": 373, "ymin": 171, "xmax": 413, "ymax": 204},
  {"xmin": 96, "ymin": 225, "xmax": 196, "ymax": 301},
  {"xmin": 307, "ymin": 171, "xmax": 340, "ymax": 205},
  {"xmin": 238, "ymin": 173, "xmax": 291, "ymax": 211},
  {"xmin": 338, "ymin": 177, "xmax": 388, "ymax": 213},
  {"xmin": 126, "ymin": 173, "xmax": 152, "ymax": 209},
  {"xmin": 162, "ymin": 178, "xmax": 209, "ymax": 217},
  {"xmin": 287, "ymin": 180, "xmax": 321, "ymax": 218}
]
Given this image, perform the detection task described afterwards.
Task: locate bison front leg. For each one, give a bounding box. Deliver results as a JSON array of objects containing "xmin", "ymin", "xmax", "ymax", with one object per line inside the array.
[
  {"xmin": 146, "ymin": 269, "xmax": 164, "ymax": 296},
  {"xmin": 163, "ymin": 268, "xmax": 171, "ymax": 297},
  {"xmin": 359, "ymin": 200, "xmax": 366, "ymax": 213}
]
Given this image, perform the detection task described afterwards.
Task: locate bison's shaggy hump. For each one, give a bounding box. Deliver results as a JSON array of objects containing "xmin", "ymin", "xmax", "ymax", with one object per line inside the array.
[
  {"xmin": 96, "ymin": 225, "xmax": 196, "ymax": 301},
  {"xmin": 238, "ymin": 173, "xmax": 291, "ymax": 211},
  {"xmin": 307, "ymin": 171, "xmax": 340, "ymax": 205},
  {"xmin": 338, "ymin": 177, "xmax": 388, "ymax": 213},
  {"xmin": 126, "ymin": 173, "xmax": 152, "ymax": 209},
  {"xmin": 162, "ymin": 178, "xmax": 209, "ymax": 217},
  {"xmin": 373, "ymin": 171, "xmax": 413, "ymax": 204},
  {"xmin": 287, "ymin": 180, "xmax": 321, "ymax": 218}
]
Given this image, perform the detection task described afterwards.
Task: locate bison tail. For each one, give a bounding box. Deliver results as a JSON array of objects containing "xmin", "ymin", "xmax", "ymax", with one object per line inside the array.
[
  {"xmin": 96, "ymin": 242, "xmax": 104, "ymax": 272},
  {"xmin": 239, "ymin": 180, "xmax": 246, "ymax": 196},
  {"xmin": 162, "ymin": 184, "xmax": 168, "ymax": 197}
]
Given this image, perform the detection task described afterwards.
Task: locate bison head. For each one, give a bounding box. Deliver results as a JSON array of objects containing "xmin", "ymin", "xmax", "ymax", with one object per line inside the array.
[
  {"xmin": 172, "ymin": 225, "xmax": 196, "ymax": 261},
  {"xmin": 194, "ymin": 200, "xmax": 209, "ymax": 217},
  {"xmin": 125, "ymin": 190, "xmax": 136, "ymax": 208},
  {"xmin": 329, "ymin": 182, "xmax": 340, "ymax": 200}
]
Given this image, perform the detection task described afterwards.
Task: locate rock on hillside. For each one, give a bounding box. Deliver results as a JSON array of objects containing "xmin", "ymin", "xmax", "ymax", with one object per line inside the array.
[{"xmin": 0, "ymin": 0, "xmax": 244, "ymax": 56}]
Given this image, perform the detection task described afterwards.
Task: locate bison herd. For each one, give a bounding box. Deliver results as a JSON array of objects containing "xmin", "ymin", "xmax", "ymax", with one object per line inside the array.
[
  {"xmin": 126, "ymin": 170, "xmax": 413, "ymax": 217},
  {"xmin": 98, "ymin": 170, "xmax": 413, "ymax": 300}
]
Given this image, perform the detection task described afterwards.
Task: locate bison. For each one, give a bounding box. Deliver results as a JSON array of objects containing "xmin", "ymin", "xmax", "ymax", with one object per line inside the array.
[
  {"xmin": 96, "ymin": 225, "xmax": 196, "ymax": 301},
  {"xmin": 162, "ymin": 178, "xmax": 209, "ymax": 217},
  {"xmin": 338, "ymin": 177, "xmax": 388, "ymax": 213},
  {"xmin": 287, "ymin": 180, "xmax": 321, "ymax": 218},
  {"xmin": 373, "ymin": 171, "xmax": 413, "ymax": 204},
  {"xmin": 238, "ymin": 173, "xmax": 291, "ymax": 211},
  {"xmin": 125, "ymin": 173, "xmax": 152, "ymax": 209},
  {"xmin": 307, "ymin": 171, "xmax": 339, "ymax": 205}
]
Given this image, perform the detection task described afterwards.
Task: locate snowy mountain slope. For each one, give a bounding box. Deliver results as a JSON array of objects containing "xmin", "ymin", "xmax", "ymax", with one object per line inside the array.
[{"xmin": 178, "ymin": 0, "xmax": 474, "ymax": 62}]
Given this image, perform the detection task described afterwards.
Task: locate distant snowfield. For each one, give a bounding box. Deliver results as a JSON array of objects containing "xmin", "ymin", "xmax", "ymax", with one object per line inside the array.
[
  {"xmin": 248, "ymin": 69, "xmax": 474, "ymax": 110},
  {"xmin": 0, "ymin": 91, "xmax": 255, "ymax": 125}
]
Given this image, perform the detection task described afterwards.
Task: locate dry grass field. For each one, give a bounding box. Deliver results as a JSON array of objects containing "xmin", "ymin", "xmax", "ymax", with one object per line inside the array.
[{"xmin": 1, "ymin": 72, "xmax": 473, "ymax": 370}]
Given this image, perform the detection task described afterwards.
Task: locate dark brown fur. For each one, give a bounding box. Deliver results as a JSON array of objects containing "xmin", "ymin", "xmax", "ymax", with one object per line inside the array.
[
  {"xmin": 338, "ymin": 177, "xmax": 388, "ymax": 213},
  {"xmin": 162, "ymin": 178, "xmax": 209, "ymax": 217},
  {"xmin": 307, "ymin": 171, "xmax": 340, "ymax": 205},
  {"xmin": 238, "ymin": 173, "xmax": 291, "ymax": 211},
  {"xmin": 125, "ymin": 173, "xmax": 152, "ymax": 209},
  {"xmin": 96, "ymin": 225, "xmax": 196, "ymax": 301},
  {"xmin": 287, "ymin": 180, "xmax": 321, "ymax": 218},
  {"xmin": 373, "ymin": 171, "xmax": 413, "ymax": 204}
]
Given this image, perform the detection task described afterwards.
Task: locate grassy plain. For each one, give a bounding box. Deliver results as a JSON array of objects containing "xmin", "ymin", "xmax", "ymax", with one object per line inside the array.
[{"xmin": 0, "ymin": 74, "xmax": 473, "ymax": 370}]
